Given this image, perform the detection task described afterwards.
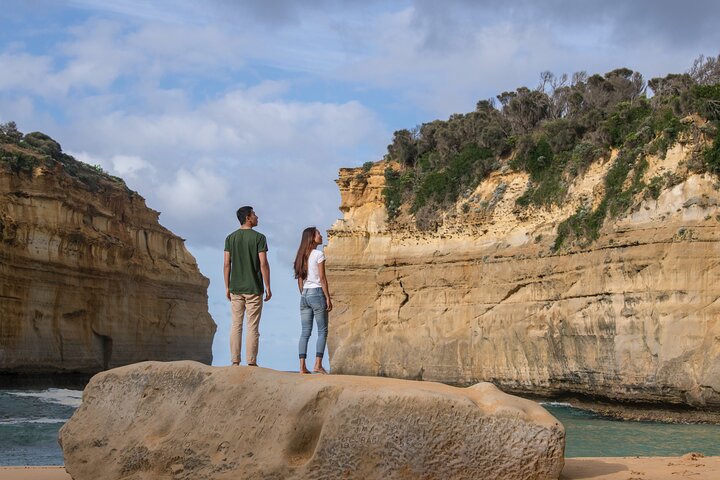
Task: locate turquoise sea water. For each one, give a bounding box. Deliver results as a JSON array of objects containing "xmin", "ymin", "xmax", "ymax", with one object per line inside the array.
[
  {"xmin": 544, "ymin": 403, "xmax": 720, "ymax": 458},
  {"xmin": 1, "ymin": 389, "xmax": 719, "ymax": 465}
]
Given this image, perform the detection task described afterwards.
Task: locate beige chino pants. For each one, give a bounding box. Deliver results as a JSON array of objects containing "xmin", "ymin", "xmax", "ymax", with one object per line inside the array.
[{"xmin": 230, "ymin": 293, "xmax": 263, "ymax": 364}]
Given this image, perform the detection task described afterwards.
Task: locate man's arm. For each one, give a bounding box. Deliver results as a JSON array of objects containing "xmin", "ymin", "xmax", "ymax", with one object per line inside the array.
[
  {"xmin": 223, "ymin": 251, "xmax": 231, "ymax": 301},
  {"xmin": 259, "ymin": 251, "xmax": 272, "ymax": 301}
]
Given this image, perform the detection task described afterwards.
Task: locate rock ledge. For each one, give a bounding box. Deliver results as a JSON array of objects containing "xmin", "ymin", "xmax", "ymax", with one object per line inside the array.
[{"xmin": 60, "ymin": 361, "xmax": 565, "ymax": 480}]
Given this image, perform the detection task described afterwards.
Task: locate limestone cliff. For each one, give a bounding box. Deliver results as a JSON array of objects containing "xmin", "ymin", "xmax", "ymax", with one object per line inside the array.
[
  {"xmin": 325, "ymin": 122, "xmax": 720, "ymax": 409},
  {"xmin": 0, "ymin": 132, "xmax": 215, "ymax": 375}
]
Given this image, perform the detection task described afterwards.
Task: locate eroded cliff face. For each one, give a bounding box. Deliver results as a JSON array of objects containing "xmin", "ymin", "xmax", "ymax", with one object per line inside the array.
[
  {"xmin": 0, "ymin": 152, "xmax": 216, "ymax": 375},
  {"xmin": 326, "ymin": 131, "xmax": 720, "ymax": 409}
]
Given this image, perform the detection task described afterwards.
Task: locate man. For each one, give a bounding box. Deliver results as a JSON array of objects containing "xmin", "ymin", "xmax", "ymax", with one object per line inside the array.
[{"xmin": 224, "ymin": 206, "xmax": 271, "ymax": 366}]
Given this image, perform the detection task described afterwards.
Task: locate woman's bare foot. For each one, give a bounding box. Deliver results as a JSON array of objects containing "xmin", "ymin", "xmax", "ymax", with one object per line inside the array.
[
  {"xmin": 300, "ymin": 368, "xmax": 312, "ymax": 374},
  {"xmin": 313, "ymin": 366, "xmax": 328, "ymax": 374}
]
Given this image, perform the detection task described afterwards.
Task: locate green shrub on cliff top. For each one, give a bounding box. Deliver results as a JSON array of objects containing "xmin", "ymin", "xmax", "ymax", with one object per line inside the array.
[
  {"xmin": 412, "ymin": 144, "xmax": 494, "ymax": 213},
  {"xmin": 0, "ymin": 121, "xmax": 22, "ymax": 143},
  {"xmin": 705, "ymin": 129, "xmax": 720, "ymax": 174},
  {"xmin": 602, "ymin": 99, "xmax": 652, "ymax": 147},
  {"xmin": 0, "ymin": 122, "xmax": 127, "ymax": 191},
  {"xmin": 23, "ymin": 132, "xmax": 63, "ymax": 160},
  {"xmin": 383, "ymin": 167, "xmax": 403, "ymax": 220},
  {"xmin": 692, "ymin": 84, "xmax": 720, "ymax": 121},
  {"xmin": 1, "ymin": 149, "xmax": 41, "ymax": 174},
  {"xmin": 378, "ymin": 55, "xmax": 718, "ymax": 240},
  {"xmin": 553, "ymin": 144, "xmax": 649, "ymax": 250}
]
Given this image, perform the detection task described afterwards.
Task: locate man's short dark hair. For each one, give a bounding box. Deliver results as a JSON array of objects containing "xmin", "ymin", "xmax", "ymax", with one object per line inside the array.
[{"xmin": 237, "ymin": 206, "xmax": 253, "ymax": 225}]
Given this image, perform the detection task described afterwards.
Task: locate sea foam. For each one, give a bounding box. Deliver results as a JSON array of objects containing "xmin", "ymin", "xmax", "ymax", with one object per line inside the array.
[
  {"xmin": 539, "ymin": 401, "xmax": 574, "ymax": 408},
  {"xmin": 8, "ymin": 388, "xmax": 83, "ymax": 408},
  {"xmin": 0, "ymin": 417, "xmax": 68, "ymax": 425}
]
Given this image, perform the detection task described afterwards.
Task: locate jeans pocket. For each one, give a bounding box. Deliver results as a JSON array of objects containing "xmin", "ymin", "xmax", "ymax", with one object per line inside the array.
[{"xmin": 307, "ymin": 294, "xmax": 326, "ymax": 310}]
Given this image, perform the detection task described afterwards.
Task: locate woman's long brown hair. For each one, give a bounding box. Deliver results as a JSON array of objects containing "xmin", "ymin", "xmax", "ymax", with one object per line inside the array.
[{"xmin": 293, "ymin": 227, "xmax": 318, "ymax": 280}]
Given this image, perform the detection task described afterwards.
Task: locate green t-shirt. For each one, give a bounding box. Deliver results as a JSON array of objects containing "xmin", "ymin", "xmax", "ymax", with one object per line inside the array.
[{"xmin": 224, "ymin": 229, "xmax": 268, "ymax": 295}]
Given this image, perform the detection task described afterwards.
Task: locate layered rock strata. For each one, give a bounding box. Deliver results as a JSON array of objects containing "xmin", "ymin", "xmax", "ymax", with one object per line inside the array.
[
  {"xmin": 325, "ymin": 139, "xmax": 720, "ymax": 409},
  {"xmin": 0, "ymin": 155, "xmax": 215, "ymax": 374},
  {"xmin": 60, "ymin": 361, "xmax": 565, "ymax": 480}
]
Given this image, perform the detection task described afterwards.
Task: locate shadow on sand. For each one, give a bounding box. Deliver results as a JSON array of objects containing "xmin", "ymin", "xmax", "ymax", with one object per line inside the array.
[{"xmin": 561, "ymin": 458, "xmax": 627, "ymax": 479}]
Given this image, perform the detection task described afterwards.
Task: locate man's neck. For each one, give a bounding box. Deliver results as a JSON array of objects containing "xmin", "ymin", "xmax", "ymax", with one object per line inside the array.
[{"xmin": 240, "ymin": 224, "xmax": 253, "ymax": 230}]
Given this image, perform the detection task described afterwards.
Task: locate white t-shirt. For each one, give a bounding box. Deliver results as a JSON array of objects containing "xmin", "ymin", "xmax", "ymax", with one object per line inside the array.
[{"xmin": 303, "ymin": 249, "xmax": 325, "ymax": 289}]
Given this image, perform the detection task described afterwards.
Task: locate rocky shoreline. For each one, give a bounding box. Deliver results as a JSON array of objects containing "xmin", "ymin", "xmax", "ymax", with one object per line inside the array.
[
  {"xmin": 504, "ymin": 391, "xmax": 720, "ymax": 425},
  {"xmin": 0, "ymin": 373, "xmax": 92, "ymax": 390},
  {"xmin": 565, "ymin": 399, "xmax": 720, "ymax": 425}
]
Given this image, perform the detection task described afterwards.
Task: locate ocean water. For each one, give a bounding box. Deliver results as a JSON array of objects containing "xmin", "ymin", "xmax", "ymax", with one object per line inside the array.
[
  {"xmin": 0, "ymin": 388, "xmax": 82, "ymax": 466},
  {"xmin": 543, "ymin": 402, "xmax": 720, "ymax": 458},
  {"xmin": 1, "ymin": 389, "xmax": 719, "ymax": 466}
]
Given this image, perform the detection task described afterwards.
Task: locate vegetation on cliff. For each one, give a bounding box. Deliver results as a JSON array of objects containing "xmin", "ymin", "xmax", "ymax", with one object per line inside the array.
[
  {"xmin": 381, "ymin": 54, "xmax": 720, "ymax": 247},
  {"xmin": 0, "ymin": 122, "xmax": 129, "ymax": 193}
]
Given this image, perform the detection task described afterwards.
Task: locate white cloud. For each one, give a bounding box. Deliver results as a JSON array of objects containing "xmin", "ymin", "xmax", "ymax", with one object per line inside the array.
[
  {"xmin": 70, "ymin": 151, "xmax": 153, "ymax": 178},
  {"xmin": 112, "ymin": 154, "xmax": 155, "ymax": 178},
  {"xmin": 157, "ymin": 168, "xmax": 229, "ymax": 219},
  {"xmin": 0, "ymin": 53, "xmax": 54, "ymax": 94},
  {"xmin": 52, "ymin": 79, "xmax": 382, "ymax": 163},
  {"xmin": 65, "ymin": 0, "xmax": 204, "ymax": 25}
]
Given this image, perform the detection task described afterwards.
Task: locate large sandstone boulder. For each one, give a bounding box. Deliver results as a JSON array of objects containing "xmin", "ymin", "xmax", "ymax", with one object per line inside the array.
[{"xmin": 59, "ymin": 361, "xmax": 565, "ymax": 480}]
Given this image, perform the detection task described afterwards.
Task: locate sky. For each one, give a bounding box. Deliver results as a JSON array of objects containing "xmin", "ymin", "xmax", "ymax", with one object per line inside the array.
[{"xmin": 2, "ymin": 0, "xmax": 719, "ymax": 371}]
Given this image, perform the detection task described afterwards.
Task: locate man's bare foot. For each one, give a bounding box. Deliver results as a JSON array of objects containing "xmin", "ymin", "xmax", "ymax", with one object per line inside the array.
[
  {"xmin": 231, "ymin": 362, "xmax": 239, "ymax": 366},
  {"xmin": 300, "ymin": 368, "xmax": 311, "ymax": 374},
  {"xmin": 313, "ymin": 367, "xmax": 328, "ymax": 374},
  {"xmin": 248, "ymin": 363, "xmax": 258, "ymax": 367}
]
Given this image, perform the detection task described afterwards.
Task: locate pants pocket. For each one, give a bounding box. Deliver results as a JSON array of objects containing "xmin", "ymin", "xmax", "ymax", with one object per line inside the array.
[{"xmin": 307, "ymin": 295, "xmax": 326, "ymax": 310}]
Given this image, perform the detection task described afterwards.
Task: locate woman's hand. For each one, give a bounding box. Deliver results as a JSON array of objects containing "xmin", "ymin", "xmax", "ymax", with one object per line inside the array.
[{"xmin": 326, "ymin": 296, "xmax": 333, "ymax": 312}]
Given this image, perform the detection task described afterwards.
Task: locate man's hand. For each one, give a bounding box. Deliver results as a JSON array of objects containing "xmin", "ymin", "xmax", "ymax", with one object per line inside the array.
[
  {"xmin": 326, "ymin": 297, "xmax": 333, "ymax": 312},
  {"xmin": 226, "ymin": 289, "xmax": 231, "ymax": 301},
  {"xmin": 264, "ymin": 288, "xmax": 272, "ymax": 301}
]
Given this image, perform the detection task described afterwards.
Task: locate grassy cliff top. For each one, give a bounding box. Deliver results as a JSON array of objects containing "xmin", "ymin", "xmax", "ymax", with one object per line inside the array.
[
  {"xmin": 0, "ymin": 122, "xmax": 133, "ymax": 195},
  {"xmin": 379, "ymin": 55, "xmax": 720, "ymax": 248}
]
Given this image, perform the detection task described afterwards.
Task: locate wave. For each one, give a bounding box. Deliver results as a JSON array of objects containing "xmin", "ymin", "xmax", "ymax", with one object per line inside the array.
[
  {"xmin": 0, "ymin": 417, "xmax": 68, "ymax": 425},
  {"xmin": 539, "ymin": 401, "xmax": 574, "ymax": 407},
  {"xmin": 7, "ymin": 388, "xmax": 83, "ymax": 408}
]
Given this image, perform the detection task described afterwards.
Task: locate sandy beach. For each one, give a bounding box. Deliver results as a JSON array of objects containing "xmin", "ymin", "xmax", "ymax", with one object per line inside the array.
[
  {"xmin": 0, "ymin": 466, "xmax": 71, "ymax": 480},
  {"xmin": 2, "ymin": 455, "xmax": 717, "ymax": 480},
  {"xmin": 561, "ymin": 453, "xmax": 719, "ymax": 479}
]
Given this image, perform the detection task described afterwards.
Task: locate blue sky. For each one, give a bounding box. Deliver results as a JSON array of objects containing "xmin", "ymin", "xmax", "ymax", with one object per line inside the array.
[{"xmin": 2, "ymin": 0, "xmax": 719, "ymax": 371}]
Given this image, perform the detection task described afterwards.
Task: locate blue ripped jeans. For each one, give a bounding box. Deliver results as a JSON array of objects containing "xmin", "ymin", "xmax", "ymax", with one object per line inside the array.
[{"xmin": 298, "ymin": 288, "xmax": 328, "ymax": 359}]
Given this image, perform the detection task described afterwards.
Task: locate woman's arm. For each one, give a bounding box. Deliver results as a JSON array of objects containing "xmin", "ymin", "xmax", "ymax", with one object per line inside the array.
[
  {"xmin": 297, "ymin": 276, "xmax": 303, "ymax": 294},
  {"xmin": 317, "ymin": 260, "xmax": 333, "ymax": 312}
]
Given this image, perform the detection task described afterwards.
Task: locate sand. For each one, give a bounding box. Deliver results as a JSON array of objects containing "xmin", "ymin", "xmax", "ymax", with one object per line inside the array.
[
  {"xmin": 2, "ymin": 455, "xmax": 718, "ymax": 479},
  {"xmin": 0, "ymin": 466, "xmax": 72, "ymax": 480},
  {"xmin": 561, "ymin": 453, "xmax": 720, "ymax": 479}
]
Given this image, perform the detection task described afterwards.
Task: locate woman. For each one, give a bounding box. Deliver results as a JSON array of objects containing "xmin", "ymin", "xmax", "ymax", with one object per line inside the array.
[{"xmin": 293, "ymin": 226, "xmax": 333, "ymax": 374}]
